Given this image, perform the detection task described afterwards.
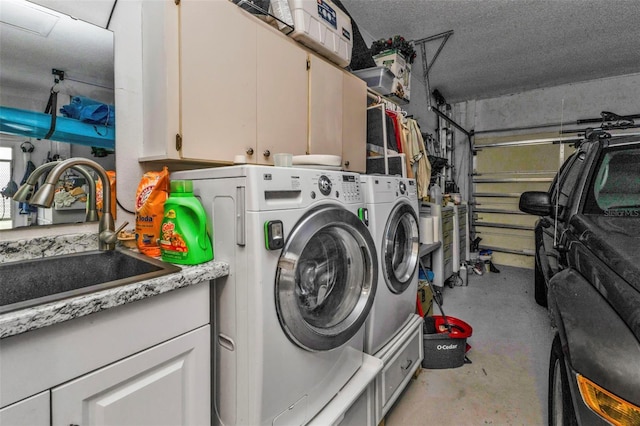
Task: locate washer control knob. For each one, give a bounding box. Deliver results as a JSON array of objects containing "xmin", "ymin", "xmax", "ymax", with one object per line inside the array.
[
  {"xmin": 399, "ymin": 181, "xmax": 406, "ymax": 195},
  {"xmin": 318, "ymin": 175, "xmax": 332, "ymax": 196}
]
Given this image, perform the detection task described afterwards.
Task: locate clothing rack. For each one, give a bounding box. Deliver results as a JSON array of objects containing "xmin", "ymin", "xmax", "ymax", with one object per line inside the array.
[
  {"xmin": 367, "ymin": 90, "xmax": 407, "ymax": 114},
  {"xmin": 366, "ymin": 89, "xmax": 408, "ymax": 175}
]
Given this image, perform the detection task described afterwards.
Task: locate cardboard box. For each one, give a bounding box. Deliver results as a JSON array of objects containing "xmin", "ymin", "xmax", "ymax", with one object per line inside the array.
[
  {"xmin": 417, "ymin": 281, "xmax": 433, "ymax": 317},
  {"xmin": 373, "ymin": 49, "xmax": 411, "ymax": 104}
]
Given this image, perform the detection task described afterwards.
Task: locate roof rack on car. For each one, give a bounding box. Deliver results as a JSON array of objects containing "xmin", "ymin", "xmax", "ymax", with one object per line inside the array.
[
  {"xmin": 566, "ymin": 111, "xmax": 639, "ymax": 148},
  {"xmin": 578, "ymin": 111, "xmax": 637, "ymax": 127}
]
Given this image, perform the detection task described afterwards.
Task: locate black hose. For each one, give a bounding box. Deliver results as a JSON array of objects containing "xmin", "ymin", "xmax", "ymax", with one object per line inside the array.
[
  {"xmin": 106, "ymin": 0, "xmax": 118, "ymax": 29},
  {"xmin": 117, "ymin": 197, "xmax": 134, "ymax": 214}
]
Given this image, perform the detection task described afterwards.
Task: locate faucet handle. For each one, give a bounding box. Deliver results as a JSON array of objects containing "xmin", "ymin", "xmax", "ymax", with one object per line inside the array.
[
  {"xmin": 100, "ymin": 221, "xmax": 130, "ymax": 246},
  {"xmin": 114, "ymin": 221, "xmax": 130, "ymax": 235}
]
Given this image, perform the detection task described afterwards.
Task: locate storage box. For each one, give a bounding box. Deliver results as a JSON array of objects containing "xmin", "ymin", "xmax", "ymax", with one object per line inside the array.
[
  {"xmin": 352, "ymin": 66, "xmax": 394, "ymax": 95},
  {"xmin": 373, "ymin": 49, "xmax": 411, "ymax": 103},
  {"xmin": 288, "ymin": 0, "xmax": 353, "ymax": 67}
]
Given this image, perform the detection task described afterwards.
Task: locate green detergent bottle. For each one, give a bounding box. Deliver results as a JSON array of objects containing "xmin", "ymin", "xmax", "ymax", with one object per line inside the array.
[{"xmin": 160, "ymin": 180, "xmax": 213, "ymax": 265}]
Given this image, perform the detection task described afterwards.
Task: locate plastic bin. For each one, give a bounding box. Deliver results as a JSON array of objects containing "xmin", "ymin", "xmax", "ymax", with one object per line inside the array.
[
  {"xmin": 422, "ymin": 315, "xmax": 472, "ymax": 369},
  {"xmin": 288, "ymin": 0, "xmax": 353, "ymax": 67},
  {"xmin": 352, "ymin": 66, "xmax": 395, "ymax": 95}
]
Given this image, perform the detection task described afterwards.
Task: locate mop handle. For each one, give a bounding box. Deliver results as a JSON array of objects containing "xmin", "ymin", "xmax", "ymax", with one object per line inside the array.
[{"xmin": 418, "ymin": 259, "xmax": 453, "ymax": 332}]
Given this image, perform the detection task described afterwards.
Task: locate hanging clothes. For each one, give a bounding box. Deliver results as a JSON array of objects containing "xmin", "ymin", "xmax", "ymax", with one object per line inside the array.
[
  {"xmin": 405, "ymin": 119, "xmax": 431, "ymax": 200},
  {"xmin": 385, "ymin": 110, "xmax": 404, "ymax": 154},
  {"xmin": 397, "ymin": 114, "xmax": 413, "ymax": 178}
]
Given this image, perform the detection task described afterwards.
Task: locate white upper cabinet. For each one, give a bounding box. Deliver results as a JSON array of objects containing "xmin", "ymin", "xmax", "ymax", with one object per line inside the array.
[
  {"xmin": 139, "ymin": 0, "xmax": 365, "ymax": 168},
  {"xmin": 256, "ymin": 22, "xmax": 309, "ymax": 163},
  {"xmin": 180, "ymin": 0, "xmax": 257, "ymax": 163},
  {"xmin": 342, "ymin": 71, "xmax": 367, "ymax": 172},
  {"xmin": 308, "ymin": 52, "xmax": 343, "ymax": 158}
]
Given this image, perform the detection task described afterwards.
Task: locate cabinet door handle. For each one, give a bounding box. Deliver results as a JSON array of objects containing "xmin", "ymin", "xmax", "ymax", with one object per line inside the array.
[
  {"xmin": 246, "ymin": 148, "xmax": 254, "ymax": 155},
  {"xmin": 263, "ymin": 150, "xmax": 271, "ymax": 158}
]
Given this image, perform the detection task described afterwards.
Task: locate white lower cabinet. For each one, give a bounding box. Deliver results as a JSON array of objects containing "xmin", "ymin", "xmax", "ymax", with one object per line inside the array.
[
  {"xmin": 374, "ymin": 315, "xmax": 424, "ymax": 423},
  {"xmin": 0, "ymin": 284, "xmax": 211, "ymax": 426},
  {"xmin": 0, "ymin": 391, "xmax": 49, "ymax": 426},
  {"xmin": 51, "ymin": 326, "xmax": 210, "ymax": 426}
]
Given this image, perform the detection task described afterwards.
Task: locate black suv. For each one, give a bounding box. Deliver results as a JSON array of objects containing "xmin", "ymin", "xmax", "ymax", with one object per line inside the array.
[{"xmin": 519, "ymin": 134, "xmax": 640, "ymax": 425}]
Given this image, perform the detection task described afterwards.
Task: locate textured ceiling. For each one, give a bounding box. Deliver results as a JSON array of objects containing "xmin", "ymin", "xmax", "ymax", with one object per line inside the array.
[
  {"xmin": 341, "ymin": 0, "xmax": 640, "ymax": 103},
  {"xmin": 31, "ymin": 0, "xmax": 115, "ymax": 28},
  {"xmin": 5, "ymin": 0, "xmax": 640, "ymax": 106},
  {"xmin": 0, "ymin": 0, "xmax": 115, "ymax": 97}
]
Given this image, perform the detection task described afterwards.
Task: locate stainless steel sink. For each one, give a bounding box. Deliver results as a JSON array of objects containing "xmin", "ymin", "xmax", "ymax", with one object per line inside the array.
[{"xmin": 0, "ymin": 250, "xmax": 181, "ymax": 314}]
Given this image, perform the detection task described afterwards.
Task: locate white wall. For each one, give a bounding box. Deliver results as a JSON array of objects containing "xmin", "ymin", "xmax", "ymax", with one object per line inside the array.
[
  {"xmin": 465, "ymin": 72, "xmax": 640, "ymax": 134},
  {"xmin": 451, "ymin": 72, "xmax": 640, "ymax": 201},
  {"xmin": 110, "ymin": 0, "xmax": 144, "ymax": 228}
]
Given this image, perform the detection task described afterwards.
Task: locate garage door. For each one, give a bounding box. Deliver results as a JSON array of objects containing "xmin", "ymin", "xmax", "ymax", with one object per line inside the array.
[{"xmin": 473, "ymin": 132, "xmax": 576, "ymax": 268}]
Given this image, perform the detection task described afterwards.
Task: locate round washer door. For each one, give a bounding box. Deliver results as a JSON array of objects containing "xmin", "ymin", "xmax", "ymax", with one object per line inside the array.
[
  {"xmin": 382, "ymin": 202, "xmax": 419, "ymax": 294},
  {"xmin": 275, "ymin": 205, "xmax": 378, "ymax": 352}
]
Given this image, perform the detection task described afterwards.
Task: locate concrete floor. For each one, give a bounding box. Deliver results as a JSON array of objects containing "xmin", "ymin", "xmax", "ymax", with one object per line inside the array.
[{"xmin": 386, "ymin": 265, "xmax": 554, "ymax": 426}]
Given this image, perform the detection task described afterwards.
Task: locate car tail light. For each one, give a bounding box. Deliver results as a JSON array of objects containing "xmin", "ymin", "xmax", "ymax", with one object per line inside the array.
[{"xmin": 577, "ymin": 374, "xmax": 640, "ymax": 425}]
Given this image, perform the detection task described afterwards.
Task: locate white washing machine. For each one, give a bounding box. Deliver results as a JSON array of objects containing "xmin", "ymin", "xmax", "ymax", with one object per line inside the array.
[
  {"xmin": 172, "ymin": 165, "xmax": 378, "ymax": 426},
  {"xmin": 360, "ymin": 175, "xmax": 420, "ymax": 355}
]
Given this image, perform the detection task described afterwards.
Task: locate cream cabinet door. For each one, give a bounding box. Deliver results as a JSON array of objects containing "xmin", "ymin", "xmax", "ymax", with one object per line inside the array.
[
  {"xmin": 342, "ymin": 71, "xmax": 367, "ymax": 172},
  {"xmin": 140, "ymin": 0, "xmax": 181, "ymax": 161},
  {"xmin": 256, "ymin": 24, "xmax": 308, "ymax": 164},
  {"xmin": 180, "ymin": 0, "xmax": 257, "ymax": 163},
  {"xmin": 51, "ymin": 326, "xmax": 210, "ymax": 426},
  {"xmin": 308, "ymin": 53, "xmax": 343, "ymax": 157}
]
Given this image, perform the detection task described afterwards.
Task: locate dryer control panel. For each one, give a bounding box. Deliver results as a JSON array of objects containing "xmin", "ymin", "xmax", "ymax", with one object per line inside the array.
[{"xmin": 406, "ymin": 179, "xmax": 418, "ymax": 200}]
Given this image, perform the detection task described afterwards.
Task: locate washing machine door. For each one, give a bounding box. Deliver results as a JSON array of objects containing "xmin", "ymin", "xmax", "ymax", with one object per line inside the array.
[
  {"xmin": 382, "ymin": 202, "xmax": 419, "ymax": 294},
  {"xmin": 275, "ymin": 205, "xmax": 378, "ymax": 352}
]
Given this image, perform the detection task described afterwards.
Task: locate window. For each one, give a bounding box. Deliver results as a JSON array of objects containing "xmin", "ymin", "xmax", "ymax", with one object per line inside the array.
[
  {"xmin": 550, "ymin": 151, "xmax": 586, "ymax": 219},
  {"xmin": 584, "ymin": 145, "xmax": 640, "ymax": 216},
  {"xmin": 0, "ymin": 147, "xmax": 13, "ymax": 228}
]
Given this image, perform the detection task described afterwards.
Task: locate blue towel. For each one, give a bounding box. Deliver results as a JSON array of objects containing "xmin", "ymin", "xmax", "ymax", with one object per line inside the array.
[{"xmin": 60, "ymin": 96, "xmax": 115, "ymax": 127}]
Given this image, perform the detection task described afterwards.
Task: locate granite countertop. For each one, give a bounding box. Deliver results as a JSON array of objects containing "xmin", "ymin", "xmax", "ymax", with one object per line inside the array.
[{"xmin": 0, "ymin": 233, "xmax": 229, "ymax": 339}]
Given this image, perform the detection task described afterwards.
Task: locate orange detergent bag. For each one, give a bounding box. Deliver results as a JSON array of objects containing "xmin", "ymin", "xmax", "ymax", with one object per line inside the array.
[
  {"xmin": 96, "ymin": 170, "xmax": 117, "ymax": 219},
  {"xmin": 135, "ymin": 167, "xmax": 169, "ymax": 256}
]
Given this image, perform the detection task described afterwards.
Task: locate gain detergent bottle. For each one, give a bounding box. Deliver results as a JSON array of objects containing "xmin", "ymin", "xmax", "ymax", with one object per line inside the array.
[{"xmin": 160, "ymin": 180, "xmax": 213, "ymax": 265}]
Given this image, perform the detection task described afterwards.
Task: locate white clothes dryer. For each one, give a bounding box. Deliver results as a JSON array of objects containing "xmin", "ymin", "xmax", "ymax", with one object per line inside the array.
[
  {"xmin": 172, "ymin": 165, "xmax": 378, "ymax": 426},
  {"xmin": 360, "ymin": 175, "xmax": 420, "ymax": 355}
]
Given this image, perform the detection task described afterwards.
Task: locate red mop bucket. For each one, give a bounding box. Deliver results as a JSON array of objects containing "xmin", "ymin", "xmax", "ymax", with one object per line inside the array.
[{"xmin": 422, "ymin": 315, "xmax": 473, "ymax": 369}]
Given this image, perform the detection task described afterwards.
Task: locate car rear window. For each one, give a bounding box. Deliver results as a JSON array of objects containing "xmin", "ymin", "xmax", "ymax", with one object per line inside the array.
[{"xmin": 584, "ymin": 145, "xmax": 640, "ymax": 216}]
